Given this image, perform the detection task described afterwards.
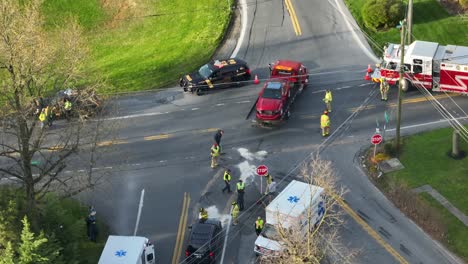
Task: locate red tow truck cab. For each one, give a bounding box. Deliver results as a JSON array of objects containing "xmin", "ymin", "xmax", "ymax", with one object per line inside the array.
[{"xmin": 255, "ymin": 60, "xmax": 308, "ymax": 126}]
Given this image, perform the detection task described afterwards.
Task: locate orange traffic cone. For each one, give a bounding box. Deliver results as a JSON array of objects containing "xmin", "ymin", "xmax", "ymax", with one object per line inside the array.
[
  {"xmin": 367, "ymin": 64, "xmax": 373, "ymax": 73},
  {"xmin": 364, "ymin": 72, "xmax": 371, "ymax": 81},
  {"xmin": 254, "ymin": 74, "xmax": 260, "ymax": 85}
]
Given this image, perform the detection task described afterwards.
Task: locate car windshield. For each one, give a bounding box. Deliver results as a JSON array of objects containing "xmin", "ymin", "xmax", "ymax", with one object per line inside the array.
[
  {"xmin": 262, "ymin": 82, "xmax": 283, "ymax": 99},
  {"xmin": 262, "ymin": 224, "xmax": 280, "ymax": 240},
  {"xmin": 198, "ymin": 64, "xmax": 213, "ymax": 79}
]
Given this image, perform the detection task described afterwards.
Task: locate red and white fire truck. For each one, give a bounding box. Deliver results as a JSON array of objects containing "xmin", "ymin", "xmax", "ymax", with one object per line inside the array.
[{"xmin": 376, "ymin": 40, "xmax": 468, "ymax": 94}]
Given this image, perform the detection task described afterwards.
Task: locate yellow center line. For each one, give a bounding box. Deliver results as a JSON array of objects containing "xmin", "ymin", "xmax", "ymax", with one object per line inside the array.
[
  {"xmin": 195, "ymin": 128, "xmax": 219, "ymax": 133},
  {"xmin": 333, "ymin": 194, "xmax": 409, "ymax": 264},
  {"xmin": 48, "ymin": 145, "xmax": 64, "ymax": 151},
  {"xmin": 285, "ymin": 0, "xmax": 302, "ymax": 36},
  {"xmin": 96, "ymin": 139, "xmax": 128, "ymax": 147},
  {"xmin": 349, "ymin": 94, "xmax": 460, "ymax": 112},
  {"xmin": 144, "ymin": 134, "xmax": 172, "ymax": 141},
  {"xmin": 172, "ymin": 192, "xmax": 190, "ymax": 264}
]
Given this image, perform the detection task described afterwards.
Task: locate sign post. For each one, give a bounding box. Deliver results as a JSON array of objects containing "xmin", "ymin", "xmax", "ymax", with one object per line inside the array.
[
  {"xmin": 256, "ymin": 165, "xmax": 269, "ymax": 194},
  {"xmin": 371, "ymin": 134, "xmax": 383, "ymax": 159}
]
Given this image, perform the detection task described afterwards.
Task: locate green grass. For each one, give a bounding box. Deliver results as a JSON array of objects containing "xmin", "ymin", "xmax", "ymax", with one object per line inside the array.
[
  {"xmin": 385, "ymin": 127, "xmax": 468, "ymax": 259},
  {"xmin": 41, "ymin": 0, "xmax": 232, "ymax": 93},
  {"xmin": 344, "ymin": 0, "xmax": 468, "ymax": 53},
  {"xmin": 419, "ymin": 192, "xmax": 468, "ymax": 260}
]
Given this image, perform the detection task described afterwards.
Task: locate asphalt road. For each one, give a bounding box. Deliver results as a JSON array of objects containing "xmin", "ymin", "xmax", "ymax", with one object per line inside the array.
[{"xmin": 3, "ymin": 0, "xmax": 466, "ymax": 263}]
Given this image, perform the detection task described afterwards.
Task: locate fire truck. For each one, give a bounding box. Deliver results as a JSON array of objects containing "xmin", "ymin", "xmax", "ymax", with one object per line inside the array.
[{"xmin": 376, "ymin": 40, "xmax": 468, "ymax": 94}]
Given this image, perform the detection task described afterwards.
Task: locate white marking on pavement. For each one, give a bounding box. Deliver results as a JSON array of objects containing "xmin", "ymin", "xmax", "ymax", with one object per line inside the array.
[
  {"xmin": 104, "ymin": 111, "xmax": 164, "ymax": 121},
  {"xmin": 386, "ymin": 117, "xmax": 468, "ymax": 131},
  {"xmin": 191, "ymin": 108, "xmax": 199, "ymax": 111},
  {"xmin": 341, "ymin": 86, "xmax": 351, "ymax": 89},
  {"xmin": 329, "ymin": 0, "xmax": 379, "ymax": 63},
  {"xmin": 231, "ymin": 0, "xmax": 247, "ymax": 58},
  {"xmin": 104, "ymin": 166, "xmax": 113, "ymax": 169},
  {"xmin": 159, "ymin": 160, "xmax": 167, "ymax": 163},
  {"xmin": 78, "ymin": 170, "xmax": 85, "ymax": 172},
  {"xmin": 220, "ymin": 215, "xmax": 232, "ymax": 264},
  {"xmin": 359, "ymin": 83, "xmax": 367, "ymax": 86},
  {"xmin": 236, "ymin": 100, "xmax": 251, "ymax": 104},
  {"xmin": 312, "ymin": 89, "xmax": 326, "ymax": 94},
  {"xmin": 216, "ymin": 103, "xmax": 225, "ymax": 106}
]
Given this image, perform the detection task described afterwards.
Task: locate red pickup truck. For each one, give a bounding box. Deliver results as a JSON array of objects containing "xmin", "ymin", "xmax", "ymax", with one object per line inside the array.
[{"xmin": 255, "ymin": 60, "xmax": 308, "ymax": 126}]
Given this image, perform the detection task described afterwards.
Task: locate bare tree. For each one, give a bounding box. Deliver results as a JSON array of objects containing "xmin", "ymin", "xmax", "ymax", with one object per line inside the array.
[
  {"xmin": 260, "ymin": 157, "xmax": 356, "ymax": 263},
  {"xmin": 0, "ymin": 0, "xmax": 109, "ymax": 224}
]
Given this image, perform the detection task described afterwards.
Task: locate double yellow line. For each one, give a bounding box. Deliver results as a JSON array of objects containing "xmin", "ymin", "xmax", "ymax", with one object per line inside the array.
[
  {"xmin": 333, "ymin": 194, "xmax": 409, "ymax": 264},
  {"xmin": 172, "ymin": 192, "xmax": 191, "ymax": 264},
  {"xmin": 285, "ymin": 0, "xmax": 302, "ymax": 36}
]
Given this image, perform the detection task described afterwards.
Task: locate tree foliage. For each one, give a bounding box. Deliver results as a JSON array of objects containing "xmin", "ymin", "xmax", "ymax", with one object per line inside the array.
[
  {"xmin": 0, "ymin": 0, "xmax": 109, "ymax": 224},
  {"xmin": 361, "ymin": 0, "xmax": 405, "ymax": 30}
]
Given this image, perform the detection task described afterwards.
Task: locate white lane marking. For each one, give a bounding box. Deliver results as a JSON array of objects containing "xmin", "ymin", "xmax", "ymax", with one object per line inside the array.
[
  {"xmin": 104, "ymin": 111, "xmax": 164, "ymax": 121},
  {"xmin": 78, "ymin": 170, "xmax": 85, "ymax": 172},
  {"xmin": 386, "ymin": 117, "xmax": 468, "ymax": 131},
  {"xmin": 104, "ymin": 166, "xmax": 113, "ymax": 169},
  {"xmin": 308, "ymin": 69, "xmax": 364, "ymax": 76},
  {"xmin": 330, "ymin": 0, "xmax": 379, "ymax": 63},
  {"xmin": 359, "ymin": 83, "xmax": 367, "ymax": 86},
  {"xmin": 220, "ymin": 216, "xmax": 232, "ymax": 264},
  {"xmin": 341, "ymin": 86, "xmax": 351, "ymax": 89},
  {"xmin": 216, "ymin": 103, "xmax": 225, "ymax": 106},
  {"xmin": 236, "ymin": 100, "xmax": 251, "ymax": 104},
  {"xmin": 191, "ymin": 108, "xmax": 199, "ymax": 111},
  {"xmin": 231, "ymin": 0, "xmax": 248, "ymax": 58},
  {"xmin": 312, "ymin": 89, "xmax": 326, "ymax": 94},
  {"xmin": 159, "ymin": 160, "xmax": 167, "ymax": 163}
]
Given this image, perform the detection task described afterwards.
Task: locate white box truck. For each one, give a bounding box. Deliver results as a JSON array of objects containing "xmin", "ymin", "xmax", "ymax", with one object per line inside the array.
[
  {"xmin": 98, "ymin": 236, "xmax": 155, "ymax": 264},
  {"xmin": 254, "ymin": 180, "xmax": 325, "ymax": 256}
]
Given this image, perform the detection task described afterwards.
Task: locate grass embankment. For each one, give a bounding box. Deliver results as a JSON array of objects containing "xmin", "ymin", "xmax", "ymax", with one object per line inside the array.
[
  {"xmin": 344, "ymin": 0, "xmax": 467, "ymax": 53},
  {"xmin": 42, "ymin": 0, "xmax": 233, "ymax": 93},
  {"xmin": 376, "ymin": 127, "xmax": 468, "ymax": 260}
]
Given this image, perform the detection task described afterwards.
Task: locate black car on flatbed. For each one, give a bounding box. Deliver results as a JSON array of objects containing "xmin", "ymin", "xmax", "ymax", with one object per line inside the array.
[
  {"xmin": 179, "ymin": 58, "xmax": 251, "ymax": 95},
  {"xmin": 185, "ymin": 219, "xmax": 222, "ymax": 264}
]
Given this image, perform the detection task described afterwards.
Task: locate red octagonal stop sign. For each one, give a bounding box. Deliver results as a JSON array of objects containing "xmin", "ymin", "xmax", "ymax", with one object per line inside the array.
[
  {"xmin": 371, "ymin": 134, "xmax": 383, "ymax": 145},
  {"xmin": 256, "ymin": 165, "xmax": 269, "ymax": 176}
]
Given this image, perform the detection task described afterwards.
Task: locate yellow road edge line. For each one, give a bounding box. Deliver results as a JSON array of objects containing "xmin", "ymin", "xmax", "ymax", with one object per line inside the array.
[
  {"xmin": 333, "ymin": 195, "xmax": 409, "ymax": 264},
  {"xmin": 172, "ymin": 192, "xmax": 188, "ymax": 264},
  {"xmin": 96, "ymin": 139, "xmax": 128, "ymax": 147},
  {"xmin": 48, "ymin": 145, "xmax": 64, "ymax": 151},
  {"xmin": 288, "ymin": 0, "xmax": 302, "ymax": 35},
  {"xmin": 284, "ymin": 0, "xmax": 300, "ymax": 36},
  {"xmin": 179, "ymin": 193, "xmax": 190, "ymax": 263},
  {"xmin": 144, "ymin": 134, "xmax": 172, "ymax": 141}
]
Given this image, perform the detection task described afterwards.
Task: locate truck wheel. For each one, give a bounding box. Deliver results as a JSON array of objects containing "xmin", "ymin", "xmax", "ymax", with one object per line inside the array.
[
  {"xmin": 400, "ymin": 79, "xmax": 410, "ymax": 92},
  {"xmin": 196, "ymin": 88, "xmax": 204, "ymax": 96}
]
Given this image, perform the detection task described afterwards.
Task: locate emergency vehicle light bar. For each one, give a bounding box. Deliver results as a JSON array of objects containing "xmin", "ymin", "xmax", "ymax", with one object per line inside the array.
[{"xmin": 274, "ymin": 65, "xmax": 293, "ymax": 71}]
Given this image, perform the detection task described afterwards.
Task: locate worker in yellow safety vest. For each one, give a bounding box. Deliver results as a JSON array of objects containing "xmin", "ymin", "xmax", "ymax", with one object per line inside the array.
[
  {"xmin": 380, "ymin": 78, "xmax": 389, "ymax": 101},
  {"xmin": 210, "ymin": 143, "xmax": 220, "ymax": 168},
  {"xmin": 64, "ymin": 98, "xmax": 72, "ymax": 121},
  {"xmin": 323, "ymin": 89, "xmax": 333, "ymax": 112},
  {"xmin": 231, "ymin": 202, "xmax": 240, "ymax": 225},
  {"xmin": 320, "ymin": 110, "xmax": 330, "ymax": 137},
  {"xmin": 199, "ymin": 207, "xmax": 208, "ymax": 223},
  {"xmin": 255, "ymin": 216, "xmax": 264, "ymax": 236},
  {"xmin": 39, "ymin": 108, "xmax": 47, "ymax": 129},
  {"xmin": 222, "ymin": 169, "xmax": 232, "ymax": 193}
]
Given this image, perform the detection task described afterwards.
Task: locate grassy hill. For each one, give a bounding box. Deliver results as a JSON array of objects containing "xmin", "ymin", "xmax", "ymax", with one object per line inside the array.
[{"xmin": 42, "ymin": 0, "xmax": 233, "ymax": 93}]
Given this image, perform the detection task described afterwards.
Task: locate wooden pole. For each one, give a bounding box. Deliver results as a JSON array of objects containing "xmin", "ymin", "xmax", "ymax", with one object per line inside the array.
[{"xmin": 395, "ymin": 20, "xmax": 406, "ymax": 157}]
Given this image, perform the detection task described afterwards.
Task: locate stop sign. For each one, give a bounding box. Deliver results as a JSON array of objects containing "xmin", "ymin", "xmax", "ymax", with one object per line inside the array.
[
  {"xmin": 256, "ymin": 165, "xmax": 269, "ymax": 176},
  {"xmin": 371, "ymin": 134, "xmax": 383, "ymax": 145}
]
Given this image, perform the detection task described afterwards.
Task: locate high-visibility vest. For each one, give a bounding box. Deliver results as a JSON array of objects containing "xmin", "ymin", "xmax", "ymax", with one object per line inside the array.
[
  {"xmin": 64, "ymin": 101, "xmax": 72, "ymax": 110},
  {"xmin": 255, "ymin": 219, "xmax": 264, "ymax": 229},
  {"xmin": 224, "ymin": 171, "xmax": 231, "ymax": 181},
  {"xmin": 200, "ymin": 210, "xmax": 208, "ymax": 220},
  {"xmin": 380, "ymin": 81, "xmax": 389, "ymax": 92},
  {"xmin": 44, "ymin": 106, "xmax": 49, "ymax": 116},
  {"xmin": 265, "ymin": 174, "xmax": 272, "ymax": 185},
  {"xmin": 321, "ymin": 114, "xmax": 330, "ymax": 127},
  {"xmin": 39, "ymin": 112, "xmax": 46, "ymax": 122},
  {"xmin": 324, "ymin": 91, "xmax": 332, "ymax": 102},
  {"xmin": 237, "ymin": 182, "xmax": 245, "ymax": 191},
  {"xmin": 231, "ymin": 204, "xmax": 239, "ymax": 217},
  {"xmin": 211, "ymin": 145, "xmax": 220, "ymax": 157}
]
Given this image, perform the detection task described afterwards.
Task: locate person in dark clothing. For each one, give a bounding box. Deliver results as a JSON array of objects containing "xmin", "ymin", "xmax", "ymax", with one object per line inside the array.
[
  {"xmin": 237, "ymin": 191, "xmax": 245, "ymax": 211},
  {"xmin": 214, "ymin": 130, "xmax": 224, "ymax": 153},
  {"xmin": 86, "ymin": 208, "xmax": 97, "ymax": 242}
]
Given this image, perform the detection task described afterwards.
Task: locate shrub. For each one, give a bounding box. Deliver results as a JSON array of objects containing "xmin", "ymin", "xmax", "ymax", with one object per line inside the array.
[
  {"xmin": 460, "ymin": 0, "xmax": 468, "ymax": 8},
  {"xmin": 384, "ymin": 142, "xmax": 396, "ymax": 157},
  {"xmin": 362, "ymin": 0, "xmax": 405, "ymax": 30}
]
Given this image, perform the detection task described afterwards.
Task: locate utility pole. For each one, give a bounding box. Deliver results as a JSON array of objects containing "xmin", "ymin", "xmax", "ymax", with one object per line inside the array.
[
  {"xmin": 407, "ymin": 0, "xmax": 413, "ymax": 43},
  {"xmin": 395, "ymin": 20, "xmax": 406, "ymax": 157}
]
